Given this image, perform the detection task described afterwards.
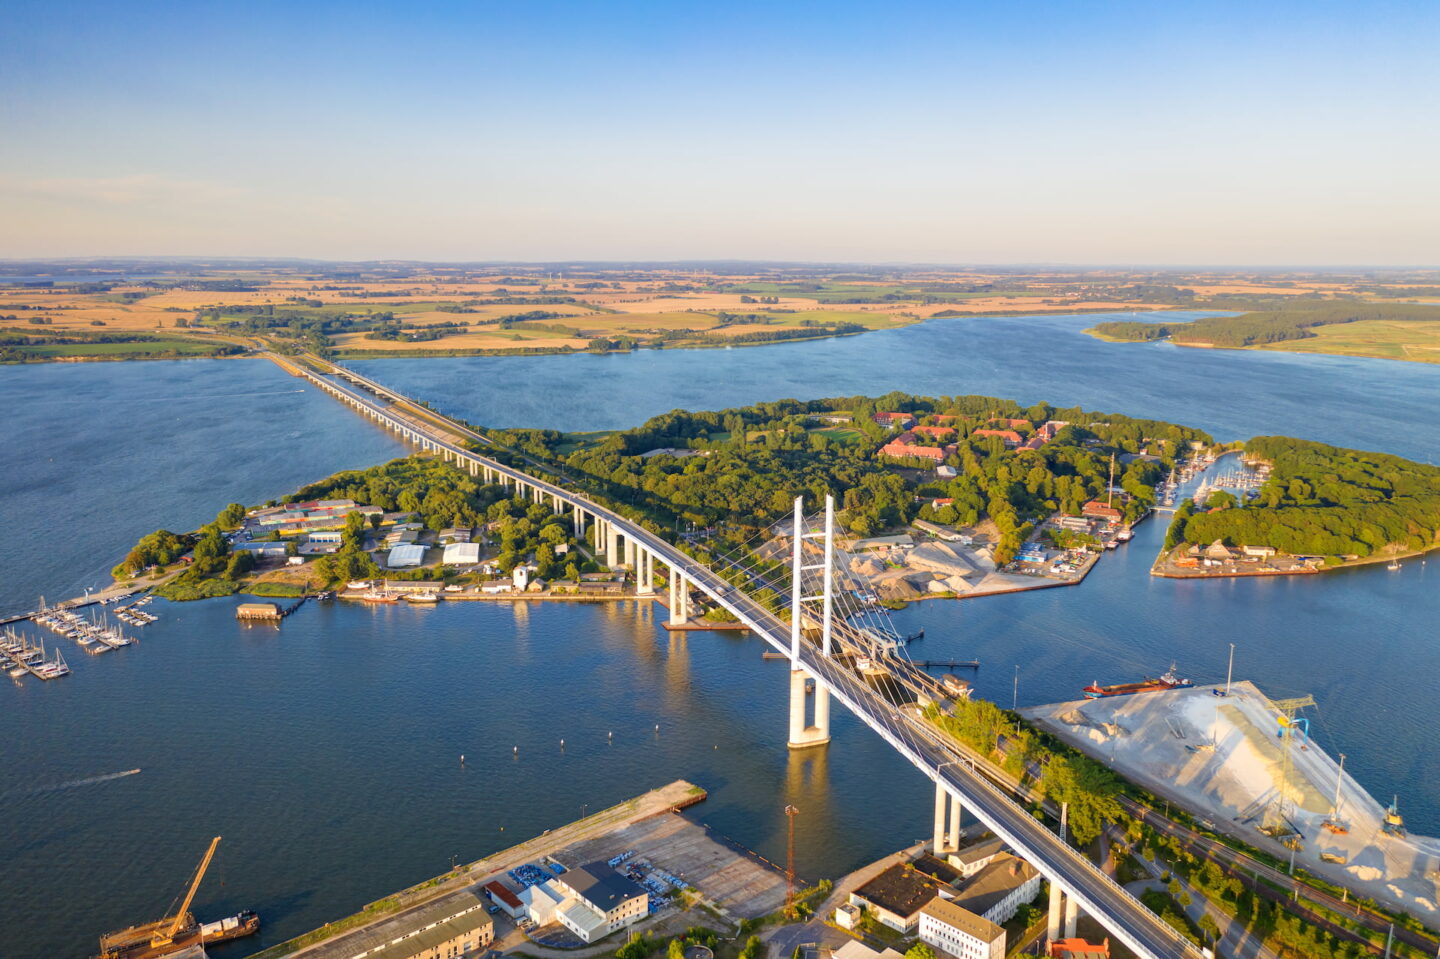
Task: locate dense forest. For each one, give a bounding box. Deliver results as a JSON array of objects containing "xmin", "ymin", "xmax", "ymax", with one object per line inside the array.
[
  {"xmin": 1171, "ymin": 437, "xmax": 1440, "ymax": 559},
  {"xmin": 490, "ymin": 392, "xmax": 1210, "ymax": 566},
  {"xmin": 1089, "ymin": 304, "xmax": 1440, "ymax": 349}
]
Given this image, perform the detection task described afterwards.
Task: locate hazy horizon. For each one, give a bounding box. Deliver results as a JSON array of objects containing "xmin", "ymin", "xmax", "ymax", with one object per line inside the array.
[{"xmin": 5, "ymin": 0, "xmax": 1438, "ymax": 264}]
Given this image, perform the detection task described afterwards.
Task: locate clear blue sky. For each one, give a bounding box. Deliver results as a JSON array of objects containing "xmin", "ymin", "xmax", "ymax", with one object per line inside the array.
[{"xmin": 2, "ymin": 0, "xmax": 1436, "ymax": 264}]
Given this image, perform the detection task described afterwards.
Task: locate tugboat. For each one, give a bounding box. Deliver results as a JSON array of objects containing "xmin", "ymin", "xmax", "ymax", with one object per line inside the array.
[{"xmin": 1083, "ymin": 664, "xmax": 1192, "ymax": 699}]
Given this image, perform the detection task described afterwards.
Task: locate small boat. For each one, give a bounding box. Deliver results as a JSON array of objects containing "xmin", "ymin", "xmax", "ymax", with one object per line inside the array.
[
  {"xmin": 403, "ymin": 591, "xmax": 440, "ymax": 604},
  {"xmin": 7, "ymin": 664, "xmax": 27, "ymax": 678},
  {"xmin": 1084, "ymin": 663, "xmax": 1192, "ymax": 699},
  {"xmin": 1388, "ymin": 558, "xmax": 1401, "ymax": 571},
  {"xmin": 361, "ymin": 589, "xmax": 398, "ymax": 604}
]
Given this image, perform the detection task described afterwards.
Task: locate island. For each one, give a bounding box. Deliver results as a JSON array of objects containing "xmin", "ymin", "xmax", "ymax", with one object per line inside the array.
[
  {"xmin": 108, "ymin": 391, "xmax": 1440, "ymax": 612},
  {"xmin": 1153, "ymin": 436, "xmax": 1440, "ymax": 578},
  {"xmin": 1087, "ymin": 303, "xmax": 1440, "ymax": 364}
]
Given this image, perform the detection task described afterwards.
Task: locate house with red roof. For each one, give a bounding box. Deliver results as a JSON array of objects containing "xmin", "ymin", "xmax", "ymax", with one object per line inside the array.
[
  {"xmin": 1037, "ymin": 420, "xmax": 1070, "ymax": 442},
  {"xmin": 990, "ymin": 418, "xmax": 1030, "ymax": 430},
  {"xmin": 1081, "ymin": 501, "xmax": 1123, "ymax": 521},
  {"xmin": 914, "ymin": 425, "xmax": 956, "ymax": 440},
  {"xmin": 873, "ymin": 412, "xmax": 916, "ymax": 430},
  {"xmin": 881, "ymin": 441, "xmax": 947, "ymax": 462},
  {"xmin": 971, "ymin": 429, "xmax": 1022, "ymax": 448}
]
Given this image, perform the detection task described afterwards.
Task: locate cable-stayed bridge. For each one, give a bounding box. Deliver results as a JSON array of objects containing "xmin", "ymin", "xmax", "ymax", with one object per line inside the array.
[{"xmin": 283, "ymin": 353, "xmax": 1204, "ymax": 959}]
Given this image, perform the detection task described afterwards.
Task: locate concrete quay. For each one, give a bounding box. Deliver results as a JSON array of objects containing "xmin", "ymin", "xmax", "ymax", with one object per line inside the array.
[{"xmin": 250, "ymin": 780, "xmax": 789, "ymax": 959}]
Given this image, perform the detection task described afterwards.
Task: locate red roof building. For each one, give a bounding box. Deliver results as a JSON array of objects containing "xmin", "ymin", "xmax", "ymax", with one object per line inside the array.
[
  {"xmin": 1037, "ymin": 420, "xmax": 1070, "ymax": 442},
  {"xmin": 990, "ymin": 418, "xmax": 1030, "ymax": 430},
  {"xmin": 873, "ymin": 412, "xmax": 916, "ymax": 429},
  {"xmin": 971, "ymin": 429, "xmax": 1022, "ymax": 447},
  {"xmin": 881, "ymin": 441, "xmax": 947, "ymax": 462},
  {"xmin": 1081, "ymin": 501, "xmax": 1123, "ymax": 521},
  {"xmin": 1050, "ymin": 937, "xmax": 1110, "ymax": 958},
  {"xmin": 914, "ymin": 425, "xmax": 956, "ymax": 440}
]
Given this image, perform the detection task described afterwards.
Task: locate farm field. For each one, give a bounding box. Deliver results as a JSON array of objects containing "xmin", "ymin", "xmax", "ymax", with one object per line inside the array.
[
  {"xmin": 1252, "ymin": 318, "xmax": 1440, "ymax": 363},
  {"xmin": 5, "ymin": 262, "xmax": 1438, "ymax": 361}
]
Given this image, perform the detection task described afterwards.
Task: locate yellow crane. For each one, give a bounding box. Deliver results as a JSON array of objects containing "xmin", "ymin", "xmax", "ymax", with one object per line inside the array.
[
  {"xmin": 1262, "ymin": 696, "xmax": 1315, "ymax": 846},
  {"xmin": 151, "ymin": 836, "xmax": 222, "ymax": 947},
  {"xmin": 96, "ymin": 837, "xmax": 221, "ymax": 956}
]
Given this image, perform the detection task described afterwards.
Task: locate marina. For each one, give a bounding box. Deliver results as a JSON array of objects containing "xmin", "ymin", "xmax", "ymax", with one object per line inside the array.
[{"xmin": 1, "ymin": 628, "xmax": 72, "ymax": 681}]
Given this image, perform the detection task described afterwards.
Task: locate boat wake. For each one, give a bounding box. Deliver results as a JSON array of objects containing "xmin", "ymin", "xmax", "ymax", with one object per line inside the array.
[{"xmin": 1, "ymin": 768, "xmax": 141, "ymax": 798}]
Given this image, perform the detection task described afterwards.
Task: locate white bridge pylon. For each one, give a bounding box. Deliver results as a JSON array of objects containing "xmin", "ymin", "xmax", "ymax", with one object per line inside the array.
[{"xmin": 788, "ymin": 495, "xmax": 835, "ymax": 749}]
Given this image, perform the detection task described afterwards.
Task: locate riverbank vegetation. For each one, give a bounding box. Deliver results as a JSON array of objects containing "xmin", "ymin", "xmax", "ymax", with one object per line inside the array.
[
  {"xmin": 1169, "ymin": 437, "xmax": 1440, "ymax": 560},
  {"xmin": 0, "ymin": 330, "xmax": 242, "ymax": 363}
]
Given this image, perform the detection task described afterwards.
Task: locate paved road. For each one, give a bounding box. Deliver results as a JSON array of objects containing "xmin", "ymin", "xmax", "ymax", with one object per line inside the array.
[{"xmin": 292, "ymin": 356, "xmax": 1208, "ymax": 959}]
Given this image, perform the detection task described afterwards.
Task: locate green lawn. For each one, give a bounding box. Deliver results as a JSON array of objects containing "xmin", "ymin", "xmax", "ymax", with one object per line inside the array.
[{"xmin": 809, "ymin": 426, "xmax": 865, "ymax": 444}]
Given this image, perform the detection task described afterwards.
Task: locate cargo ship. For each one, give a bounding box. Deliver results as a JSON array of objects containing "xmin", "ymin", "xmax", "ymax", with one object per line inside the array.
[{"xmin": 1083, "ymin": 664, "xmax": 1192, "ymax": 699}]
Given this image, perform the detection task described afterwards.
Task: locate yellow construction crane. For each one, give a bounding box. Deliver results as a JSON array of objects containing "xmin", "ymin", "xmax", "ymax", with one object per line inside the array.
[
  {"xmin": 1262, "ymin": 696, "xmax": 1315, "ymax": 845},
  {"xmin": 151, "ymin": 836, "xmax": 222, "ymax": 947}
]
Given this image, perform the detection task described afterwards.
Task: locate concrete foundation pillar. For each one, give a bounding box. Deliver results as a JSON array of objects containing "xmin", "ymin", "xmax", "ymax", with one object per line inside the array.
[
  {"xmin": 933, "ymin": 782, "xmax": 961, "ymax": 855},
  {"xmin": 624, "ymin": 537, "xmax": 636, "ymax": 570},
  {"xmin": 605, "ymin": 525, "xmax": 619, "ymax": 567},
  {"xmin": 1047, "ymin": 881, "xmax": 1063, "ymax": 947},
  {"xmin": 934, "ymin": 781, "xmax": 948, "ymax": 855},
  {"xmin": 787, "ymin": 669, "xmax": 830, "ymax": 749},
  {"xmin": 668, "ymin": 569, "xmax": 688, "ymax": 625},
  {"xmin": 1064, "ymin": 894, "xmax": 1078, "ymax": 939},
  {"xmin": 637, "ymin": 551, "xmax": 654, "ymax": 595}
]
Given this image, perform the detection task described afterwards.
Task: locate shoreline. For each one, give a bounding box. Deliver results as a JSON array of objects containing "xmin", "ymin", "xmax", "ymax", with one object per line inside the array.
[{"xmin": 1152, "ymin": 541, "xmax": 1439, "ymax": 580}]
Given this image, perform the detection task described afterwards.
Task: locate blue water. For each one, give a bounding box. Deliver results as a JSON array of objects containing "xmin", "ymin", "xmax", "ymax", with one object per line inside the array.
[
  {"xmin": 351, "ymin": 312, "xmax": 1440, "ymax": 460},
  {"xmin": 0, "ymin": 360, "xmax": 407, "ymax": 617},
  {"xmin": 4, "ymin": 314, "xmax": 1439, "ymax": 958}
]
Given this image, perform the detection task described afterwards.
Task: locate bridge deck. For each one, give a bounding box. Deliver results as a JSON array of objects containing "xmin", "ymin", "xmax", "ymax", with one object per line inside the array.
[{"xmin": 286, "ymin": 353, "xmax": 1203, "ymax": 959}]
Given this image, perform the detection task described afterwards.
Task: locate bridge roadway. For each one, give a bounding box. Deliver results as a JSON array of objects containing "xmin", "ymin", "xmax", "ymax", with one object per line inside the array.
[{"xmin": 287, "ymin": 355, "xmax": 1204, "ymax": 959}]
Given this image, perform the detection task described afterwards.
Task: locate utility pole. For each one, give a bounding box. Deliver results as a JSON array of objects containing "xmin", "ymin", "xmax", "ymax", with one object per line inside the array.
[{"xmin": 784, "ymin": 805, "xmax": 799, "ymax": 916}]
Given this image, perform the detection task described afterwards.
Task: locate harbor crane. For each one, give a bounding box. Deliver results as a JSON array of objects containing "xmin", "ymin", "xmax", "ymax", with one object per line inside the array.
[
  {"xmin": 152, "ymin": 836, "xmax": 222, "ymax": 947},
  {"xmin": 97, "ymin": 836, "xmax": 243, "ymax": 959},
  {"xmin": 1262, "ymin": 696, "xmax": 1316, "ymax": 847}
]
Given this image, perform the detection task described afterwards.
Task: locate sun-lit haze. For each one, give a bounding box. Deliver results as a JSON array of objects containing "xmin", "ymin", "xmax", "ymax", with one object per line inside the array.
[{"xmin": 3, "ymin": 0, "xmax": 1437, "ymax": 264}]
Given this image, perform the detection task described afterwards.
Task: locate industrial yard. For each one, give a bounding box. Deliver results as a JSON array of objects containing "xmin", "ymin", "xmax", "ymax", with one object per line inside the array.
[
  {"xmin": 1023, "ymin": 681, "xmax": 1440, "ymax": 925},
  {"xmin": 254, "ymin": 780, "xmax": 787, "ymax": 959}
]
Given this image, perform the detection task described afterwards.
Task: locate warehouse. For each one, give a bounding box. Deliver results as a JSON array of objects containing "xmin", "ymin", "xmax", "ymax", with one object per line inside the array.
[
  {"xmin": 442, "ymin": 542, "xmax": 481, "ymax": 565},
  {"xmin": 387, "ymin": 544, "xmax": 427, "ymax": 568}
]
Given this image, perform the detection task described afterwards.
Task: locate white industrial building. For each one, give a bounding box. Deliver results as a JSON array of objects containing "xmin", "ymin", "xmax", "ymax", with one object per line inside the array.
[
  {"xmin": 386, "ymin": 544, "xmax": 426, "ymax": 568},
  {"xmin": 442, "ymin": 542, "xmax": 481, "ymax": 565}
]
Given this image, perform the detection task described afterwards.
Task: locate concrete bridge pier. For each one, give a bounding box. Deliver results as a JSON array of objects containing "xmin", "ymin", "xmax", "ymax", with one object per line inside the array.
[
  {"xmin": 1048, "ymin": 881, "xmax": 1064, "ymax": 946},
  {"xmin": 787, "ymin": 668, "xmax": 831, "ymax": 749},
  {"xmin": 933, "ymin": 781, "xmax": 964, "ymax": 855},
  {"xmin": 605, "ymin": 524, "xmax": 620, "ymax": 567},
  {"xmin": 636, "ymin": 550, "xmax": 655, "ymax": 594},
  {"xmin": 667, "ymin": 568, "xmax": 689, "ymax": 625},
  {"xmin": 1064, "ymin": 893, "xmax": 1079, "ymax": 939},
  {"xmin": 624, "ymin": 536, "xmax": 637, "ymax": 571}
]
